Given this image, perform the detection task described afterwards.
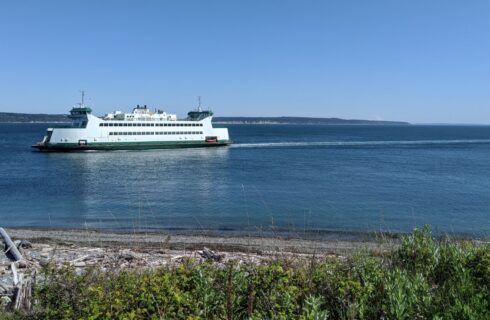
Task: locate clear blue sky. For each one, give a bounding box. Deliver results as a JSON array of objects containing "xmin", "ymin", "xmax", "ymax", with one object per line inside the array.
[{"xmin": 1, "ymin": 1, "xmax": 489, "ymax": 123}]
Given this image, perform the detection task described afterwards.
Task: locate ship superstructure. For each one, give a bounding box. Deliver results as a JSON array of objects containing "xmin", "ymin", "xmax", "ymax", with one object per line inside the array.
[{"xmin": 32, "ymin": 97, "xmax": 230, "ymax": 151}]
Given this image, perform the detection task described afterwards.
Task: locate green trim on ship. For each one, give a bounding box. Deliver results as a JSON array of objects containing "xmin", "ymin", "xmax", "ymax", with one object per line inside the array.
[{"xmin": 32, "ymin": 139, "xmax": 230, "ymax": 151}]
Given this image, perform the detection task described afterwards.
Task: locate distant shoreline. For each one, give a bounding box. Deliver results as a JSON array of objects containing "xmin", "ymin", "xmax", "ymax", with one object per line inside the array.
[
  {"xmin": 0, "ymin": 121, "xmax": 70, "ymax": 124},
  {"xmin": 1, "ymin": 121, "xmax": 410, "ymax": 125},
  {"xmin": 213, "ymin": 121, "xmax": 408, "ymax": 125},
  {"xmin": 0, "ymin": 112, "xmax": 409, "ymax": 125},
  {"xmin": 4, "ymin": 121, "xmax": 490, "ymax": 126},
  {"xmin": 214, "ymin": 116, "xmax": 409, "ymax": 125}
]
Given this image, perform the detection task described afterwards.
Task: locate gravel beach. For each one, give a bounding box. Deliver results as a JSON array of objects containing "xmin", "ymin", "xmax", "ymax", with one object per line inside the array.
[{"xmin": 0, "ymin": 227, "xmax": 394, "ymax": 310}]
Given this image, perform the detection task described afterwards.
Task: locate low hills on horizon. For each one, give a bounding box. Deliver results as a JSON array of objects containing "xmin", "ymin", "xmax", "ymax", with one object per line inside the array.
[
  {"xmin": 214, "ymin": 116, "xmax": 408, "ymax": 125},
  {"xmin": 0, "ymin": 112, "xmax": 409, "ymax": 125}
]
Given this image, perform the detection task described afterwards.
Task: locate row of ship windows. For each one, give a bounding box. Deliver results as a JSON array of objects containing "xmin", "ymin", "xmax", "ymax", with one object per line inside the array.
[
  {"xmin": 100, "ymin": 122, "xmax": 203, "ymax": 127},
  {"xmin": 109, "ymin": 131, "xmax": 204, "ymax": 136}
]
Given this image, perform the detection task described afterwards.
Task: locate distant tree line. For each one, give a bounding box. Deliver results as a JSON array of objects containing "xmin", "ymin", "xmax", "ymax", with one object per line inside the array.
[
  {"xmin": 213, "ymin": 116, "xmax": 409, "ymax": 125},
  {"xmin": 0, "ymin": 112, "xmax": 69, "ymax": 123},
  {"xmin": 0, "ymin": 112, "xmax": 409, "ymax": 125}
]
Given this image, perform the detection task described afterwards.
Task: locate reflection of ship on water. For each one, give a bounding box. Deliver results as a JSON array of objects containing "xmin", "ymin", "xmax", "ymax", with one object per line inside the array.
[
  {"xmin": 33, "ymin": 94, "xmax": 230, "ymax": 151},
  {"xmin": 53, "ymin": 146, "xmax": 231, "ymax": 230}
]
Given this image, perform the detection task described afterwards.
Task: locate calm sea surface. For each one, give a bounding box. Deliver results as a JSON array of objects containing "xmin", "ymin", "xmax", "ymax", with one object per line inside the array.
[{"xmin": 1, "ymin": 123, "xmax": 489, "ymax": 237}]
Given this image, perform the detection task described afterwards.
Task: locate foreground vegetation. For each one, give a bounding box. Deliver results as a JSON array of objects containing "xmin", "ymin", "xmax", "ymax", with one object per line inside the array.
[{"xmin": 2, "ymin": 226, "xmax": 489, "ymax": 319}]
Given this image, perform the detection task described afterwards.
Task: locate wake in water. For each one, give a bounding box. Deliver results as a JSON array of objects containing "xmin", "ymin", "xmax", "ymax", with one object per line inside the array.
[{"xmin": 232, "ymin": 139, "xmax": 490, "ymax": 148}]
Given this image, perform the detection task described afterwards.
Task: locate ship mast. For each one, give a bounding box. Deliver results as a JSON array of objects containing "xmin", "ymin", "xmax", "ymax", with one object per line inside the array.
[
  {"xmin": 198, "ymin": 96, "xmax": 202, "ymax": 112},
  {"xmin": 80, "ymin": 90, "xmax": 85, "ymax": 106}
]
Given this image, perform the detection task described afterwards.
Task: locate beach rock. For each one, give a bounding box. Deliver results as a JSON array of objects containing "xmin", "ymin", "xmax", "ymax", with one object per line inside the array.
[
  {"xmin": 119, "ymin": 250, "xmax": 136, "ymax": 261},
  {"xmin": 14, "ymin": 239, "xmax": 32, "ymax": 250},
  {"xmin": 74, "ymin": 262, "xmax": 86, "ymax": 268},
  {"xmin": 0, "ymin": 296, "xmax": 11, "ymax": 308},
  {"xmin": 199, "ymin": 247, "xmax": 225, "ymax": 262},
  {"xmin": 18, "ymin": 240, "xmax": 33, "ymax": 249},
  {"xmin": 39, "ymin": 258, "xmax": 50, "ymax": 267}
]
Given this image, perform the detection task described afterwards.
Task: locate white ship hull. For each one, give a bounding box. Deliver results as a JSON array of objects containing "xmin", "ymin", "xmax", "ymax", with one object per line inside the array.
[{"xmin": 33, "ymin": 105, "xmax": 230, "ymax": 151}]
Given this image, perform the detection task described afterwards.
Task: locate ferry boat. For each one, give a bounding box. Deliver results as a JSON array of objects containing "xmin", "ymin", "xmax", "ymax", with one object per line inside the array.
[{"xmin": 32, "ymin": 96, "xmax": 230, "ymax": 151}]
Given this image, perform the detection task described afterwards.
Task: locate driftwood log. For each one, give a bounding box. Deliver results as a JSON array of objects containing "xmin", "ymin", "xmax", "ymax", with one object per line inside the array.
[
  {"xmin": 13, "ymin": 276, "xmax": 31, "ymax": 311},
  {"xmin": 0, "ymin": 227, "xmax": 31, "ymax": 311},
  {"xmin": 11, "ymin": 263, "xmax": 19, "ymax": 286},
  {"xmin": 0, "ymin": 228, "xmax": 24, "ymax": 262}
]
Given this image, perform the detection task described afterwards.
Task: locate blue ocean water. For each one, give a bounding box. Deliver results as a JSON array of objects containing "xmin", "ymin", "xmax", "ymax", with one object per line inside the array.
[{"xmin": 1, "ymin": 123, "xmax": 489, "ymax": 237}]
